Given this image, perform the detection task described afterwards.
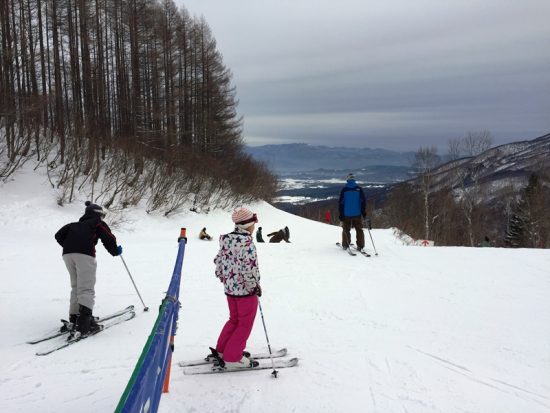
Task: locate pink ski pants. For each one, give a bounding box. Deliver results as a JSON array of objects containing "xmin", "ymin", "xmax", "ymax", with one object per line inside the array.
[{"xmin": 216, "ymin": 295, "xmax": 258, "ymax": 362}]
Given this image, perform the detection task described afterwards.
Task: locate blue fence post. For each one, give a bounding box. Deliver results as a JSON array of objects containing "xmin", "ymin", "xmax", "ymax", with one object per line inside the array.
[
  {"xmin": 163, "ymin": 227, "xmax": 187, "ymax": 394},
  {"xmin": 114, "ymin": 228, "xmax": 187, "ymax": 413}
]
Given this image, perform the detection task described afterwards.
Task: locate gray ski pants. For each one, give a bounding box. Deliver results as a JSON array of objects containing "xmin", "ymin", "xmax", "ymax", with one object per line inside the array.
[{"xmin": 62, "ymin": 253, "xmax": 97, "ymax": 314}]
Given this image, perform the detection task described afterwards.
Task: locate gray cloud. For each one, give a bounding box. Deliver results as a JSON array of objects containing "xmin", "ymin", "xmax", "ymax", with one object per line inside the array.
[{"xmin": 178, "ymin": 0, "xmax": 550, "ymax": 150}]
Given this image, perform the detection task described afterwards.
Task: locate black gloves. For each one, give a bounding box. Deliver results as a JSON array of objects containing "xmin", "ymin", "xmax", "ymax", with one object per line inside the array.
[{"xmin": 254, "ymin": 284, "xmax": 262, "ymax": 297}]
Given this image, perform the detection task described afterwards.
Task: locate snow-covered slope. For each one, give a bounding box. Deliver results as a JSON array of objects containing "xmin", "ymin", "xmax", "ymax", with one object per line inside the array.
[{"xmin": 1, "ymin": 166, "xmax": 549, "ymax": 413}]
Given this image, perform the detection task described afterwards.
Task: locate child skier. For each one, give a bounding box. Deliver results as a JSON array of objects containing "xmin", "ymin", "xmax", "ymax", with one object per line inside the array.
[{"xmin": 211, "ymin": 207, "xmax": 262, "ymax": 368}]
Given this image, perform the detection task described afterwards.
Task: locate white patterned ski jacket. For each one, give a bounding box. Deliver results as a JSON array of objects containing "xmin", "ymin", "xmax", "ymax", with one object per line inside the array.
[{"xmin": 214, "ymin": 228, "xmax": 260, "ymax": 297}]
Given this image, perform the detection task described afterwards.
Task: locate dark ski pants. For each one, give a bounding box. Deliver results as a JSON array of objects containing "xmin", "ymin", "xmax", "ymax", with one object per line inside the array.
[
  {"xmin": 62, "ymin": 253, "xmax": 97, "ymax": 314},
  {"xmin": 342, "ymin": 217, "xmax": 365, "ymax": 249},
  {"xmin": 216, "ymin": 295, "xmax": 258, "ymax": 362}
]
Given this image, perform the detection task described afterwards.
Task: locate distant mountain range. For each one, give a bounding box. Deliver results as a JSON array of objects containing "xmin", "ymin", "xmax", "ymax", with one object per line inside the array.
[
  {"xmin": 259, "ymin": 133, "xmax": 550, "ymax": 213},
  {"xmin": 275, "ymin": 165, "xmax": 413, "ymax": 183},
  {"xmin": 244, "ymin": 143, "xmax": 416, "ymax": 184},
  {"xmin": 244, "ymin": 143, "xmax": 415, "ymax": 173}
]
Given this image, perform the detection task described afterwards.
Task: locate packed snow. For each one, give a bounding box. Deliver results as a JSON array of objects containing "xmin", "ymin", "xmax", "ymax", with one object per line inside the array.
[
  {"xmin": 272, "ymin": 195, "xmax": 329, "ymax": 204},
  {"xmin": 1, "ymin": 165, "xmax": 549, "ymax": 413}
]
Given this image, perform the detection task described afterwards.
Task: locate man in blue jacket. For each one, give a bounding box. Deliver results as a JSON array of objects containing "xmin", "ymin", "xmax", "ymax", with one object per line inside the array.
[{"xmin": 338, "ymin": 173, "xmax": 366, "ymax": 251}]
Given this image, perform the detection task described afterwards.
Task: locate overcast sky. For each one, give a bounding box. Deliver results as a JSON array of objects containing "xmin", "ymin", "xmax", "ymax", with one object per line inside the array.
[{"xmin": 177, "ymin": 0, "xmax": 550, "ymax": 151}]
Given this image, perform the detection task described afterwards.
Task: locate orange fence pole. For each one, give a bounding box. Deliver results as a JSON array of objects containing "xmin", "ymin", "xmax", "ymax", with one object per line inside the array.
[
  {"xmin": 164, "ymin": 228, "xmax": 186, "ymax": 393},
  {"xmin": 162, "ymin": 335, "xmax": 175, "ymax": 393}
]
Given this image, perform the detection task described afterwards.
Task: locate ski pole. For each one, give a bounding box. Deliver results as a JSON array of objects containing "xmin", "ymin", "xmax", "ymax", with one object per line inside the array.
[
  {"xmin": 258, "ymin": 299, "xmax": 278, "ymax": 378},
  {"xmin": 120, "ymin": 255, "xmax": 149, "ymax": 312},
  {"xmin": 366, "ymin": 220, "xmax": 379, "ymax": 256}
]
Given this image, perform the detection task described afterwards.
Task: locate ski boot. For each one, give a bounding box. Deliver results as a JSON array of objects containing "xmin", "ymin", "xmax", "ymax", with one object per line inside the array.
[
  {"xmin": 59, "ymin": 314, "xmax": 78, "ymax": 333},
  {"xmin": 206, "ymin": 347, "xmax": 224, "ymax": 367},
  {"xmin": 223, "ymin": 356, "xmax": 259, "ymax": 369},
  {"xmin": 206, "ymin": 347, "xmax": 252, "ymax": 367},
  {"xmin": 74, "ymin": 305, "xmax": 102, "ymax": 338}
]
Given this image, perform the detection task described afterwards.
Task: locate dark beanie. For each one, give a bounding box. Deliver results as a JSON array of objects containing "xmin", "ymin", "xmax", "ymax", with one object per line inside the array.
[{"xmin": 85, "ymin": 201, "xmax": 105, "ymax": 217}]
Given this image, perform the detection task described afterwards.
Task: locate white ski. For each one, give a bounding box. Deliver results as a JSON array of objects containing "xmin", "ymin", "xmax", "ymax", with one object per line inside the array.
[
  {"xmin": 178, "ymin": 347, "xmax": 287, "ymax": 367},
  {"xmin": 182, "ymin": 357, "xmax": 298, "ymax": 375},
  {"xmin": 35, "ymin": 310, "xmax": 136, "ymax": 356},
  {"xmin": 336, "ymin": 242, "xmax": 356, "ymax": 256},
  {"xmin": 27, "ymin": 305, "xmax": 135, "ymax": 344}
]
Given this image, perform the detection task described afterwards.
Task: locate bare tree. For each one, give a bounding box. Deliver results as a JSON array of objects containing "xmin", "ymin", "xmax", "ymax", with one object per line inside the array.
[
  {"xmin": 448, "ymin": 130, "xmax": 494, "ymax": 160},
  {"xmin": 1, "ymin": 0, "xmax": 277, "ymax": 208},
  {"xmin": 450, "ymin": 130, "xmax": 494, "ymax": 245},
  {"xmin": 413, "ymin": 146, "xmax": 441, "ymax": 240},
  {"xmin": 448, "ymin": 137, "xmax": 462, "ymax": 160},
  {"xmin": 462, "ymin": 130, "xmax": 494, "ymax": 157}
]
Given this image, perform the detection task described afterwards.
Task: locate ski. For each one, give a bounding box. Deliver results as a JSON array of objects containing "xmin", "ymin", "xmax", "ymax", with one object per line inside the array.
[
  {"xmin": 35, "ymin": 310, "xmax": 136, "ymax": 356},
  {"xmin": 178, "ymin": 348, "xmax": 288, "ymax": 367},
  {"xmin": 27, "ymin": 305, "xmax": 135, "ymax": 344},
  {"xmin": 336, "ymin": 242, "xmax": 356, "ymax": 256},
  {"xmin": 183, "ymin": 357, "xmax": 298, "ymax": 375},
  {"xmin": 351, "ymin": 246, "xmax": 371, "ymax": 257}
]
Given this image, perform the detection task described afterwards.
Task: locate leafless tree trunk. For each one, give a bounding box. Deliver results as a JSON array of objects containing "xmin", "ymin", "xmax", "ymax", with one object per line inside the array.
[{"xmin": 413, "ymin": 146, "xmax": 441, "ymax": 240}]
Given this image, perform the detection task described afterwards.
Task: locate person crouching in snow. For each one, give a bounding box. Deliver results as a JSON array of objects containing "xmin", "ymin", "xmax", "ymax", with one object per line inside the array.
[
  {"xmin": 199, "ymin": 227, "xmax": 212, "ymax": 240},
  {"xmin": 211, "ymin": 207, "xmax": 261, "ymax": 368},
  {"xmin": 54, "ymin": 201, "xmax": 122, "ymax": 336},
  {"xmin": 267, "ymin": 226, "xmax": 290, "ymax": 243}
]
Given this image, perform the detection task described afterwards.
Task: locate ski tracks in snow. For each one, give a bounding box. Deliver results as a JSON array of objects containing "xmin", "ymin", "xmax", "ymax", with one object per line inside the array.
[
  {"xmin": 409, "ymin": 346, "xmax": 550, "ymax": 410},
  {"xmin": 364, "ymin": 354, "xmax": 418, "ymax": 413}
]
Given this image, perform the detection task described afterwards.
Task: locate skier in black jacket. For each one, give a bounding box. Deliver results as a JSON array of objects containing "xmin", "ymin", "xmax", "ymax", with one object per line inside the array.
[
  {"xmin": 55, "ymin": 201, "xmax": 122, "ymax": 336},
  {"xmin": 256, "ymin": 226, "xmax": 265, "ymax": 243}
]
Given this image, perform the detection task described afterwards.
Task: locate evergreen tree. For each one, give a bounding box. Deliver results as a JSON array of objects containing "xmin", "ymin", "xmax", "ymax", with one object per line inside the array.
[
  {"xmin": 505, "ymin": 212, "xmax": 525, "ymax": 247},
  {"xmin": 505, "ymin": 174, "xmax": 545, "ymax": 248}
]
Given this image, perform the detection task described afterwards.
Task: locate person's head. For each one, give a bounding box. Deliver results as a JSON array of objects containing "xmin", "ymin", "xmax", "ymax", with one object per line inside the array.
[
  {"xmin": 231, "ymin": 207, "xmax": 258, "ymax": 233},
  {"xmin": 202, "ymin": 227, "xmax": 206, "ymax": 231},
  {"xmin": 346, "ymin": 173, "xmax": 357, "ymax": 187},
  {"xmin": 85, "ymin": 201, "xmax": 106, "ymax": 218}
]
